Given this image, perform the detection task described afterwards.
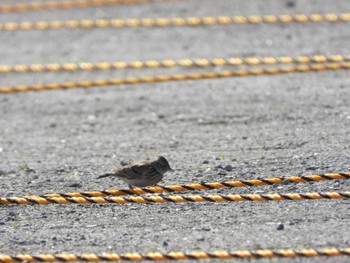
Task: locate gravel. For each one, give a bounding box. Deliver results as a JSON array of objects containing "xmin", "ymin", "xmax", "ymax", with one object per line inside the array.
[{"xmin": 0, "ymin": 0, "xmax": 350, "ymax": 262}]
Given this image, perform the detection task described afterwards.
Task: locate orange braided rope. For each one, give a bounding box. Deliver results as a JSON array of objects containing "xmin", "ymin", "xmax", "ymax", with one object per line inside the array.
[
  {"xmin": 1, "ymin": 54, "xmax": 349, "ymax": 74},
  {"xmin": 19, "ymin": 172, "xmax": 350, "ymax": 198},
  {"xmin": 0, "ymin": 191, "xmax": 349, "ymax": 205},
  {"xmin": 0, "ymin": 0, "xmax": 163, "ymax": 14},
  {"xmin": 1, "ymin": 63, "xmax": 350, "ymax": 94},
  {"xmin": 0, "ymin": 247, "xmax": 349, "ymax": 262},
  {"xmin": 1, "ymin": 13, "xmax": 349, "ymax": 30}
]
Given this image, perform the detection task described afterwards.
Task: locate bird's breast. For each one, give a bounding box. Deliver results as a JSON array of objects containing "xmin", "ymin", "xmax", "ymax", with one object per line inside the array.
[{"xmin": 120, "ymin": 174, "xmax": 163, "ymax": 187}]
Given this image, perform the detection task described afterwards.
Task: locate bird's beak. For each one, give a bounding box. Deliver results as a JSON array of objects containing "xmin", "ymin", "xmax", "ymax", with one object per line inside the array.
[{"xmin": 169, "ymin": 168, "xmax": 175, "ymax": 172}]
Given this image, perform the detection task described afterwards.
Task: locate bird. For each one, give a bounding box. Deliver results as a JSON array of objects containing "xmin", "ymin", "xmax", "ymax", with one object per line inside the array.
[{"xmin": 97, "ymin": 156, "xmax": 174, "ymax": 189}]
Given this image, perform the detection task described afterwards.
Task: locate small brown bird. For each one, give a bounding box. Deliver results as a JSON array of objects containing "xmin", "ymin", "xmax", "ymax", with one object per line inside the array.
[{"xmin": 97, "ymin": 156, "xmax": 174, "ymax": 189}]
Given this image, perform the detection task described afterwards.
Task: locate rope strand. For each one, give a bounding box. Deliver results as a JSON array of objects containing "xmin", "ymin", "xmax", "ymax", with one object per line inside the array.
[
  {"xmin": 1, "ymin": 191, "xmax": 349, "ymax": 205},
  {"xmin": 0, "ymin": 247, "xmax": 349, "ymax": 262},
  {"xmin": 1, "ymin": 13, "xmax": 349, "ymax": 30},
  {"xmin": 18, "ymin": 172, "xmax": 350, "ymax": 198},
  {"xmin": 1, "ymin": 54, "xmax": 349, "ymax": 74},
  {"xmin": 1, "ymin": 62, "xmax": 350, "ymax": 94},
  {"xmin": 0, "ymin": 0, "xmax": 163, "ymax": 14}
]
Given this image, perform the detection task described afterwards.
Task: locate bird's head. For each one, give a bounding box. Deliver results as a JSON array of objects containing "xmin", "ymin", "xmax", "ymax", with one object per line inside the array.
[{"xmin": 156, "ymin": 156, "xmax": 174, "ymax": 173}]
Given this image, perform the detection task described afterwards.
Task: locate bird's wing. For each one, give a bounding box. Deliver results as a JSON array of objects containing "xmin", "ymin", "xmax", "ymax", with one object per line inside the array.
[{"xmin": 114, "ymin": 162, "xmax": 154, "ymax": 180}]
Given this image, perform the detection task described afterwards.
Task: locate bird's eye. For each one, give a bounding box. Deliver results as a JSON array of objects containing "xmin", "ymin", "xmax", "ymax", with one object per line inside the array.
[{"xmin": 162, "ymin": 161, "xmax": 169, "ymax": 168}]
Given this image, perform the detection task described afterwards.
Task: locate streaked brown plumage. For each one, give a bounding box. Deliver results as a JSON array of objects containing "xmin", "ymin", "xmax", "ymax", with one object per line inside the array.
[{"xmin": 97, "ymin": 156, "xmax": 174, "ymax": 189}]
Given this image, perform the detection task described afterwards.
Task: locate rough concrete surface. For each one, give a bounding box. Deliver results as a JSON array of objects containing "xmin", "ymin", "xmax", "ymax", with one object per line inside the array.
[{"xmin": 0, "ymin": 0, "xmax": 350, "ymax": 262}]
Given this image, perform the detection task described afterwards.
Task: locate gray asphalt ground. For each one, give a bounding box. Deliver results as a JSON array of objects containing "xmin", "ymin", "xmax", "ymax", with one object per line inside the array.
[{"xmin": 0, "ymin": 0, "xmax": 350, "ymax": 262}]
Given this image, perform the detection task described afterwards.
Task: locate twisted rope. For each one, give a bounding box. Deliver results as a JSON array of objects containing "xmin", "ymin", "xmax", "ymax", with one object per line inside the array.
[
  {"xmin": 1, "ymin": 191, "xmax": 349, "ymax": 205},
  {"xmin": 1, "ymin": 54, "xmax": 349, "ymax": 74},
  {"xmin": 0, "ymin": 247, "xmax": 349, "ymax": 262},
  {"xmin": 1, "ymin": 13, "xmax": 349, "ymax": 30},
  {"xmin": 1, "ymin": 63, "xmax": 350, "ymax": 94},
  {"xmin": 20, "ymin": 172, "xmax": 350, "ymax": 198},
  {"xmin": 0, "ymin": 0, "xmax": 163, "ymax": 14}
]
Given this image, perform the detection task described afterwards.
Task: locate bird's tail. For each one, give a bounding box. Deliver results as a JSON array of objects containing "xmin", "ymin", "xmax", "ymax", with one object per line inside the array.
[{"xmin": 97, "ymin": 173, "xmax": 115, "ymax": 179}]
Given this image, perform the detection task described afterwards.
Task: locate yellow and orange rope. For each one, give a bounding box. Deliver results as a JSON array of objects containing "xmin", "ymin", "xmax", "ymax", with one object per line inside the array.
[
  {"xmin": 1, "ymin": 63, "xmax": 350, "ymax": 94},
  {"xmin": 1, "ymin": 54, "xmax": 349, "ymax": 74},
  {"xmin": 18, "ymin": 172, "xmax": 350, "ymax": 198},
  {"xmin": 1, "ymin": 191, "xmax": 349, "ymax": 205},
  {"xmin": 0, "ymin": 0, "xmax": 163, "ymax": 14},
  {"xmin": 0, "ymin": 247, "xmax": 349, "ymax": 262},
  {"xmin": 1, "ymin": 13, "xmax": 349, "ymax": 31}
]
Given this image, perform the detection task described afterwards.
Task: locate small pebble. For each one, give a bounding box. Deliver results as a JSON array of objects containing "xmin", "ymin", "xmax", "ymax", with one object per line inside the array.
[
  {"xmin": 120, "ymin": 161, "xmax": 129, "ymax": 166},
  {"xmin": 306, "ymin": 166, "xmax": 318, "ymax": 171},
  {"xmin": 8, "ymin": 211, "xmax": 17, "ymax": 217},
  {"xmin": 277, "ymin": 223, "xmax": 285, "ymax": 230},
  {"xmin": 283, "ymin": 180, "xmax": 291, "ymax": 185},
  {"xmin": 68, "ymin": 182, "xmax": 82, "ymax": 188},
  {"xmin": 224, "ymin": 165, "xmax": 234, "ymax": 171},
  {"xmin": 273, "ymin": 185, "xmax": 283, "ymax": 189},
  {"xmin": 286, "ymin": 0, "xmax": 295, "ymax": 7},
  {"xmin": 87, "ymin": 115, "xmax": 96, "ymax": 122},
  {"xmin": 202, "ymin": 160, "xmax": 209, "ymax": 164}
]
